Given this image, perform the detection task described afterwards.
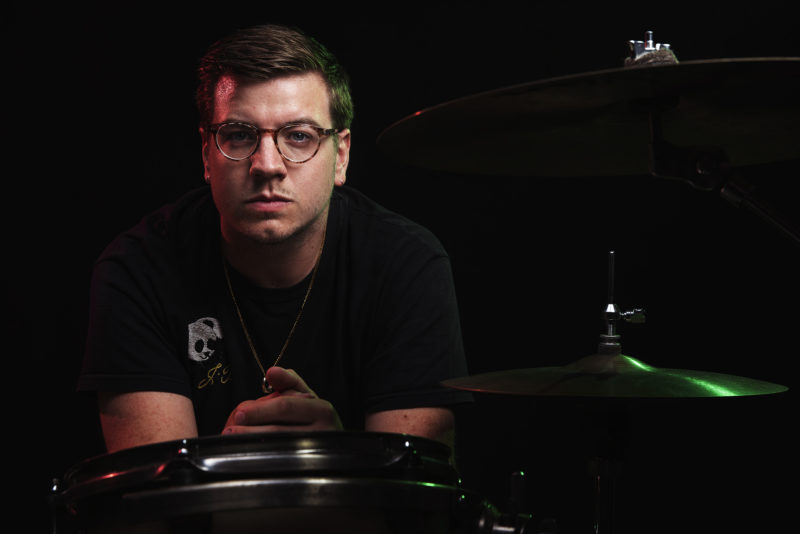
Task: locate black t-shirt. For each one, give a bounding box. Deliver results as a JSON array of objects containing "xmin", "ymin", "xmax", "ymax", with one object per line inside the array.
[{"xmin": 79, "ymin": 185, "xmax": 472, "ymax": 435}]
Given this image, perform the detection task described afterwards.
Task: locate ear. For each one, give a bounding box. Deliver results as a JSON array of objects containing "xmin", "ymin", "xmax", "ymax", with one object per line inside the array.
[
  {"xmin": 199, "ymin": 127, "xmax": 210, "ymax": 182},
  {"xmin": 334, "ymin": 129, "xmax": 351, "ymax": 187}
]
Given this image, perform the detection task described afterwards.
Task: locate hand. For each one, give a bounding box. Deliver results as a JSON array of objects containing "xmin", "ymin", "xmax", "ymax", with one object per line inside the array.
[{"xmin": 222, "ymin": 367, "xmax": 343, "ymax": 435}]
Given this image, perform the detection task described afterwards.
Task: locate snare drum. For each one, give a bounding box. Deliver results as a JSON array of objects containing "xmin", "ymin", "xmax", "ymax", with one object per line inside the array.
[{"xmin": 53, "ymin": 431, "xmax": 495, "ymax": 534}]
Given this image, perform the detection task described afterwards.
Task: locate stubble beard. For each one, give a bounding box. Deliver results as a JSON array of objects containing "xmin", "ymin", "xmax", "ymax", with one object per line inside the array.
[{"xmin": 233, "ymin": 197, "xmax": 331, "ymax": 250}]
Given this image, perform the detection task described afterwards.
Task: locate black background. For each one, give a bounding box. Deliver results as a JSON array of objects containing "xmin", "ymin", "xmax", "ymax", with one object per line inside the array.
[{"xmin": 8, "ymin": 2, "xmax": 798, "ymax": 533}]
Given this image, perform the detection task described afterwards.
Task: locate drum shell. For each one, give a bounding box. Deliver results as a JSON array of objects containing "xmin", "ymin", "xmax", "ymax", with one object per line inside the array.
[{"xmin": 53, "ymin": 432, "xmax": 490, "ymax": 534}]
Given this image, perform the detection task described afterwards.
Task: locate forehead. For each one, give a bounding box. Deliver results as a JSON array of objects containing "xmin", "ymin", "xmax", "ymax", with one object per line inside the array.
[{"xmin": 212, "ymin": 72, "xmax": 332, "ymax": 124}]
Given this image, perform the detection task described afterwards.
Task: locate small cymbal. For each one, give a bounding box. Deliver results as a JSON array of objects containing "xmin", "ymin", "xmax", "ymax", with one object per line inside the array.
[
  {"xmin": 377, "ymin": 58, "xmax": 800, "ymax": 176},
  {"xmin": 442, "ymin": 352, "xmax": 788, "ymax": 398}
]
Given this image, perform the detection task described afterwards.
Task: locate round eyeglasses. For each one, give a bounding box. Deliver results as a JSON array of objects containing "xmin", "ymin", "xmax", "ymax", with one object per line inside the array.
[{"xmin": 209, "ymin": 122, "xmax": 342, "ymax": 163}]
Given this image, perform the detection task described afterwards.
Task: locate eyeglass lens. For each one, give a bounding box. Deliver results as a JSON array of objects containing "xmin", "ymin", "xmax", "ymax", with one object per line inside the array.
[{"xmin": 215, "ymin": 123, "xmax": 324, "ymax": 162}]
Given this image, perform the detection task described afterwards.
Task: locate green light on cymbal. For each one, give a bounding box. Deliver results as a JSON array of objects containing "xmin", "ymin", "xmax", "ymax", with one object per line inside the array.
[
  {"xmin": 441, "ymin": 352, "xmax": 788, "ymax": 398},
  {"xmin": 666, "ymin": 372, "xmax": 737, "ymax": 397},
  {"xmin": 620, "ymin": 355, "xmax": 655, "ymax": 372}
]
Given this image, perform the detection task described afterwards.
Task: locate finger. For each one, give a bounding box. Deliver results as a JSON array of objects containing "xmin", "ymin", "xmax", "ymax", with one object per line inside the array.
[
  {"xmin": 222, "ymin": 391, "xmax": 314, "ymax": 431},
  {"xmin": 266, "ymin": 366, "xmax": 316, "ymax": 395},
  {"xmin": 228, "ymin": 395, "xmax": 340, "ymax": 429}
]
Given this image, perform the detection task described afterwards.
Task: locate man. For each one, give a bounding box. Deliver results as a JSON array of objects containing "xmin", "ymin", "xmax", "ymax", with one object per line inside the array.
[{"xmin": 79, "ymin": 24, "xmax": 471, "ymax": 453}]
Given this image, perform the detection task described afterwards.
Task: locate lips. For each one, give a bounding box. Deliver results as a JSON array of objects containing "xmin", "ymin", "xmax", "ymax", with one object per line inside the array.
[
  {"xmin": 249, "ymin": 197, "xmax": 290, "ymax": 204},
  {"xmin": 245, "ymin": 193, "xmax": 291, "ymax": 213}
]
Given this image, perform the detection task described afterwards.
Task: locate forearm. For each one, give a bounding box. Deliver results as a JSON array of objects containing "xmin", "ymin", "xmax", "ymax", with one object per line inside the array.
[
  {"xmin": 365, "ymin": 407, "xmax": 455, "ymax": 448},
  {"xmin": 98, "ymin": 391, "xmax": 199, "ymax": 453}
]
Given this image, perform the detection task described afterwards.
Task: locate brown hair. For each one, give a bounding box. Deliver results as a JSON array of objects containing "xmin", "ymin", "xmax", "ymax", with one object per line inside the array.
[{"xmin": 196, "ymin": 24, "xmax": 353, "ymax": 129}]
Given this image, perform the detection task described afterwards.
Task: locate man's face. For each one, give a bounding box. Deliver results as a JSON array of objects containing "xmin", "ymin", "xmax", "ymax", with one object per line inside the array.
[{"xmin": 202, "ymin": 72, "xmax": 350, "ymax": 246}]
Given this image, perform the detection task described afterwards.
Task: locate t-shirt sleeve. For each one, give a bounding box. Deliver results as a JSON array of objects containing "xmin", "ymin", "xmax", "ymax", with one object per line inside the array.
[
  {"xmin": 78, "ymin": 243, "xmax": 192, "ymax": 398},
  {"xmin": 362, "ymin": 245, "xmax": 473, "ymax": 413}
]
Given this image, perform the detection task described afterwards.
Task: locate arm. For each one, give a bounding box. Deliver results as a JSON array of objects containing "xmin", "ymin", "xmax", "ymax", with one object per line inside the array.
[
  {"xmin": 100, "ymin": 388, "xmax": 453, "ymax": 455},
  {"xmin": 359, "ymin": 251, "xmax": 469, "ymax": 451},
  {"xmin": 365, "ymin": 407, "xmax": 455, "ymax": 448},
  {"xmin": 98, "ymin": 391, "xmax": 198, "ymax": 453},
  {"xmin": 98, "ymin": 370, "xmax": 339, "ymax": 453},
  {"xmin": 221, "ymin": 368, "xmax": 454, "ymax": 447}
]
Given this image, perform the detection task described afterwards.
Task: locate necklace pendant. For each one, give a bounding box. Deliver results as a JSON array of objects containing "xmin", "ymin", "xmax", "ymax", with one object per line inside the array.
[{"xmin": 262, "ymin": 376, "xmax": 273, "ymax": 395}]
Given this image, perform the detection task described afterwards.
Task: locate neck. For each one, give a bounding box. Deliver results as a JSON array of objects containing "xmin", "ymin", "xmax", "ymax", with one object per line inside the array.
[{"xmin": 222, "ymin": 222, "xmax": 326, "ymax": 289}]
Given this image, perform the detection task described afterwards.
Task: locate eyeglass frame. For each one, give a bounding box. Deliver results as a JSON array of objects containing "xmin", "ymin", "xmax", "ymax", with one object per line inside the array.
[{"xmin": 208, "ymin": 121, "xmax": 343, "ymax": 163}]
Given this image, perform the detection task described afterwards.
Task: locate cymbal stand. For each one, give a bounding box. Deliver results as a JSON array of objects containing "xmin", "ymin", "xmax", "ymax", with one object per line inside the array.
[
  {"xmin": 590, "ymin": 252, "xmax": 644, "ymax": 534},
  {"xmin": 648, "ymin": 107, "xmax": 800, "ymax": 246},
  {"xmin": 599, "ymin": 251, "xmax": 645, "ymax": 357}
]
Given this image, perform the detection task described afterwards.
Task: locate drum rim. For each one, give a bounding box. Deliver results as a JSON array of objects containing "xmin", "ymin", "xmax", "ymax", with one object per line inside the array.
[{"xmin": 57, "ymin": 431, "xmax": 457, "ymax": 505}]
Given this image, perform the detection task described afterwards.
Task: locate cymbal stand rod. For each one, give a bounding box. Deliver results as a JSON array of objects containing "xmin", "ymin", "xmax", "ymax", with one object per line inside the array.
[
  {"xmin": 596, "ymin": 251, "xmax": 621, "ymax": 534},
  {"xmin": 648, "ymin": 109, "xmax": 800, "ymax": 246},
  {"xmin": 593, "ymin": 455, "xmax": 616, "ymax": 534},
  {"xmin": 607, "ymin": 250, "xmax": 615, "ymax": 331},
  {"xmin": 719, "ymin": 179, "xmax": 800, "ymax": 246},
  {"xmin": 600, "ymin": 251, "xmax": 621, "ymax": 354}
]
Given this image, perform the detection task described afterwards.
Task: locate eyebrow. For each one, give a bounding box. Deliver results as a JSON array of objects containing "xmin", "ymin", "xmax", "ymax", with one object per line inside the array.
[{"xmin": 223, "ymin": 116, "xmax": 327, "ymax": 129}]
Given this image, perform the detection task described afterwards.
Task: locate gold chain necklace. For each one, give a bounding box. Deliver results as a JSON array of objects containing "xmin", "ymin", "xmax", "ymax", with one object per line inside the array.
[{"xmin": 222, "ymin": 229, "xmax": 325, "ymax": 394}]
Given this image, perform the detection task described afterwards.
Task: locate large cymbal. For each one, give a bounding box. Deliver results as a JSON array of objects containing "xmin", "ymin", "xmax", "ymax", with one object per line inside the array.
[
  {"xmin": 377, "ymin": 58, "xmax": 800, "ymax": 176},
  {"xmin": 442, "ymin": 352, "xmax": 788, "ymax": 398}
]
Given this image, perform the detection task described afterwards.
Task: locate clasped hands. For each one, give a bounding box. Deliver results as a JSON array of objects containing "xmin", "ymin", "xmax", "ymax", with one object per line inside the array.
[{"xmin": 222, "ymin": 366, "xmax": 343, "ymax": 435}]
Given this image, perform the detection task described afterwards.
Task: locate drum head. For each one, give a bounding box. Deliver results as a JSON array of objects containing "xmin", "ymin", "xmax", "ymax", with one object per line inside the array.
[{"xmin": 54, "ymin": 431, "xmax": 486, "ymax": 534}]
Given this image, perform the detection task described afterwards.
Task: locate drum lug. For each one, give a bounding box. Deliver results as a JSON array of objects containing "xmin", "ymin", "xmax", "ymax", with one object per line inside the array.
[
  {"xmin": 48, "ymin": 478, "xmax": 75, "ymax": 534},
  {"xmin": 467, "ymin": 471, "xmax": 533, "ymax": 534}
]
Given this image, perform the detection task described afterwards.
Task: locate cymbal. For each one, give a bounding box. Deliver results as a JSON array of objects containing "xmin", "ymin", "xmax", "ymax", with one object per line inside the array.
[
  {"xmin": 442, "ymin": 352, "xmax": 788, "ymax": 398},
  {"xmin": 377, "ymin": 58, "xmax": 800, "ymax": 177}
]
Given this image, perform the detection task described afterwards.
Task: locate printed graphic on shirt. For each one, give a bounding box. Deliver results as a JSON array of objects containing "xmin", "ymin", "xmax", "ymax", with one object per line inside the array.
[
  {"xmin": 188, "ymin": 316, "xmax": 231, "ymax": 389},
  {"xmin": 188, "ymin": 317, "xmax": 223, "ymax": 362}
]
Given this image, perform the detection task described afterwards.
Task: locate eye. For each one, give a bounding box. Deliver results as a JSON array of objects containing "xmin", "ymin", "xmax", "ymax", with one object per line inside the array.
[
  {"xmin": 281, "ymin": 125, "xmax": 318, "ymax": 146},
  {"xmin": 218, "ymin": 124, "xmax": 258, "ymax": 145}
]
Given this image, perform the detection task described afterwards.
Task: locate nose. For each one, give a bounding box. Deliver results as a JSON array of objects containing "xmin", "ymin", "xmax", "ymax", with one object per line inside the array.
[{"xmin": 249, "ymin": 133, "xmax": 287, "ymax": 178}]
